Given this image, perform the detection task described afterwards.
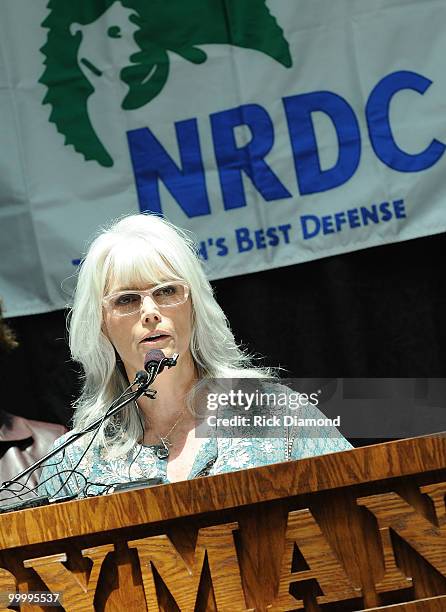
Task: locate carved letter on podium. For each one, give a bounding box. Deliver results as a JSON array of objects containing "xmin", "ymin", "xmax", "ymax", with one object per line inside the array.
[
  {"xmin": 0, "ymin": 568, "xmax": 16, "ymax": 612},
  {"xmin": 357, "ymin": 491, "xmax": 446, "ymax": 592},
  {"xmin": 270, "ymin": 508, "xmax": 358, "ymax": 611},
  {"xmin": 130, "ymin": 522, "xmax": 248, "ymax": 611},
  {"xmin": 421, "ymin": 482, "xmax": 446, "ymax": 524},
  {"xmin": 23, "ymin": 544, "xmax": 114, "ymax": 609}
]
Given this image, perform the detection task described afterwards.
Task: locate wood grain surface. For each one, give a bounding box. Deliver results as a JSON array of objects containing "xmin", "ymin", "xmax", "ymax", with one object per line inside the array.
[{"xmin": 0, "ymin": 433, "xmax": 445, "ymax": 610}]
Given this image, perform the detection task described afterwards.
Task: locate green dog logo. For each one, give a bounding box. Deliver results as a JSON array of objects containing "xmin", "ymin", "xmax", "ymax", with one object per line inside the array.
[{"xmin": 40, "ymin": 0, "xmax": 292, "ymax": 167}]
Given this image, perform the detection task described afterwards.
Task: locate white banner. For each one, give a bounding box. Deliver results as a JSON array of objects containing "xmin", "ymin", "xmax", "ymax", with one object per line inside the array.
[{"xmin": 1, "ymin": 0, "xmax": 446, "ymax": 316}]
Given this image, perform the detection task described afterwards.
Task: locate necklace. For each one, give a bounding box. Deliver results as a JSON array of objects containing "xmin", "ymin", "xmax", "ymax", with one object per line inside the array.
[{"xmin": 154, "ymin": 409, "xmax": 186, "ymax": 459}]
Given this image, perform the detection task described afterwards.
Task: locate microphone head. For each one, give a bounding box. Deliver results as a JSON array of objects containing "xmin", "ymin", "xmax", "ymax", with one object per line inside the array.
[
  {"xmin": 144, "ymin": 349, "xmax": 166, "ymax": 373},
  {"xmin": 134, "ymin": 370, "xmax": 149, "ymax": 385}
]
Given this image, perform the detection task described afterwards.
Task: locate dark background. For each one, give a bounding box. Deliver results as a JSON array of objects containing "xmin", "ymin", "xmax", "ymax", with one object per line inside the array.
[{"xmin": 2, "ymin": 232, "xmax": 446, "ymax": 443}]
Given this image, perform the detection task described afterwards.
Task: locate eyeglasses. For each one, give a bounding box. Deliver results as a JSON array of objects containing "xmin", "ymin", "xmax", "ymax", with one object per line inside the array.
[{"xmin": 103, "ymin": 281, "xmax": 190, "ymax": 316}]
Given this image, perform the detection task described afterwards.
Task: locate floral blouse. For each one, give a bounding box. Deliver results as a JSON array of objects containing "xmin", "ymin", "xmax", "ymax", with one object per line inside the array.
[{"xmin": 39, "ymin": 397, "xmax": 353, "ymax": 500}]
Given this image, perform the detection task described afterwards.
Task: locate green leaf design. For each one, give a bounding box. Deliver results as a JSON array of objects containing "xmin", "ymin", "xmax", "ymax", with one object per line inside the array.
[{"xmin": 40, "ymin": 0, "xmax": 292, "ymax": 167}]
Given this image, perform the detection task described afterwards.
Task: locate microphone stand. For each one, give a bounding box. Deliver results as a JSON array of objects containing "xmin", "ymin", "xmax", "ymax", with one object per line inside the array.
[{"xmin": 0, "ymin": 371, "xmax": 153, "ymax": 496}]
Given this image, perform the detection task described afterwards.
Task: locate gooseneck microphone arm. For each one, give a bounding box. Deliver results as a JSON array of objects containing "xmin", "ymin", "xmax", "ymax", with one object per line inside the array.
[
  {"xmin": 0, "ymin": 370, "xmax": 152, "ymax": 494},
  {"xmin": 0, "ymin": 349, "xmax": 179, "ymax": 496}
]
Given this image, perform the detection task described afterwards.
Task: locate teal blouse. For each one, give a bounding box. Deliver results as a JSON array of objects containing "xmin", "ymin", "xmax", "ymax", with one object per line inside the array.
[{"xmin": 39, "ymin": 399, "xmax": 353, "ymax": 499}]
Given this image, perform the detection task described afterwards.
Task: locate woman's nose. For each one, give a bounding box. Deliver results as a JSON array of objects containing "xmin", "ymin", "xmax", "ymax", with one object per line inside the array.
[{"xmin": 140, "ymin": 295, "xmax": 161, "ymax": 323}]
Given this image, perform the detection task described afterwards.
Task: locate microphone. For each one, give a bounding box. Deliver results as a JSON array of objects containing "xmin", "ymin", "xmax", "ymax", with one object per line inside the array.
[
  {"xmin": 144, "ymin": 349, "xmax": 165, "ymax": 376},
  {"xmin": 144, "ymin": 349, "xmax": 166, "ymax": 385},
  {"xmin": 143, "ymin": 350, "xmax": 179, "ymax": 385}
]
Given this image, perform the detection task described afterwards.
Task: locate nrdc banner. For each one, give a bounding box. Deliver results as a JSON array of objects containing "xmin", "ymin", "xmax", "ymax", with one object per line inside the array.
[{"xmin": 1, "ymin": 1, "xmax": 446, "ymax": 316}]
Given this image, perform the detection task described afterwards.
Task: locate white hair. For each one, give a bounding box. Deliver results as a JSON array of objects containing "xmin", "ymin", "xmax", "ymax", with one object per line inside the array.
[{"xmin": 69, "ymin": 213, "xmax": 274, "ymax": 455}]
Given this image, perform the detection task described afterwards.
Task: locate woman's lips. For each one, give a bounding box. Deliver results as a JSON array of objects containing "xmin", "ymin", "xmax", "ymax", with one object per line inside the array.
[{"xmin": 141, "ymin": 334, "xmax": 170, "ymax": 345}]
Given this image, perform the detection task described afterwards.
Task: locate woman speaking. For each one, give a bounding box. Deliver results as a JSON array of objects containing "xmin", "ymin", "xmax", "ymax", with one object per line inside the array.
[{"xmin": 40, "ymin": 214, "xmax": 351, "ymax": 498}]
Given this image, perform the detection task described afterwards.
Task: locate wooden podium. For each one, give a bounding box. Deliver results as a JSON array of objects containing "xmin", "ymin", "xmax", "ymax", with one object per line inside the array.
[{"xmin": 1, "ymin": 434, "xmax": 446, "ymax": 611}]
